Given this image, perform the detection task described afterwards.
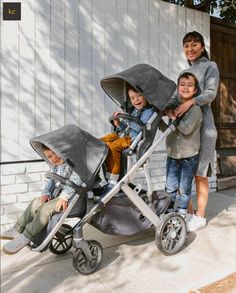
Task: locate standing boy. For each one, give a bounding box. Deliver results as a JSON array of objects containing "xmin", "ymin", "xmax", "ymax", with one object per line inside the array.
[{"xmin": 161, "ymin": 72, "xmax": 202, "ymax": 217}]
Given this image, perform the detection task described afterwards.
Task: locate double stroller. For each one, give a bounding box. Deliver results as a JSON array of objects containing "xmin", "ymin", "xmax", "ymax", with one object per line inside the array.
[{"xmin": 29, "ymin": 64, "xmax": 188, "ymax": 275}]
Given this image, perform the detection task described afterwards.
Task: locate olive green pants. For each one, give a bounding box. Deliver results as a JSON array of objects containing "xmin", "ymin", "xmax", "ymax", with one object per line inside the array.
[{"xmin": 14, "ymin": 197, "xmax": 61, "ymax": 240}]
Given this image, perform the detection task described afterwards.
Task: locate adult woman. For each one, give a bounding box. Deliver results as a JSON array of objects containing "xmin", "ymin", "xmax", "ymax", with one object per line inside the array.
[{"xmin": 170, "ymin": 31, "xmax": 220, "ymax": 231}]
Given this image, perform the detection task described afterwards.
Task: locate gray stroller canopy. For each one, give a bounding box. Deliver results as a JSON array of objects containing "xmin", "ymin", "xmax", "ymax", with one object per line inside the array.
[
  {"xmin": 100, "ymin": 64, "xmax": 176, "ymax": 111},
  {"xmin": 30, "ymin": 125, "xmax": 108, "ymax": 184}
]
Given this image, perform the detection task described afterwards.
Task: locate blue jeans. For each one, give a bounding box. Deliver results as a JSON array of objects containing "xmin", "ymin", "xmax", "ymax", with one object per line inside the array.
[{"xmin": 165, "ymin": 154, "xmax": 198, "ymax": 209}]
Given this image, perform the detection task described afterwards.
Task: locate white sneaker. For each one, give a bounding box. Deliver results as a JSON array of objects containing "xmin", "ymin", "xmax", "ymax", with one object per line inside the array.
[
  {"xmin": 178, "ymin": 209, "xmax": 193, "ymax": 223},
  {"xmin": 187, "ymin": 214, "xmax": 206, "ymax": 232},
  {"xmin": 0, "ymin": 227, "xmax": 20, "ymax": 240},
  {"xmin": 3, "ymin": 234, "xmax": 30, "ymax": 254}
]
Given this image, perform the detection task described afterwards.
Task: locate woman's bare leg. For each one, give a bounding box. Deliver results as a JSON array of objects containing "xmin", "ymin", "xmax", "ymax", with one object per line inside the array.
[
  {"xmin": 187, "ymin": 199, "xmax": 194, "ymax": 214},
  {"xmin": 195, "ymin": 175, "xmax": 209, "ymax": 217}
]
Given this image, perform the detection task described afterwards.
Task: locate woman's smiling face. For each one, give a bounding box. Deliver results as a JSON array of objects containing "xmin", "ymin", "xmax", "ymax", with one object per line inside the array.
[{"xmin": 183, "ymin": 40, "xmax": 204, "ymax": 62}]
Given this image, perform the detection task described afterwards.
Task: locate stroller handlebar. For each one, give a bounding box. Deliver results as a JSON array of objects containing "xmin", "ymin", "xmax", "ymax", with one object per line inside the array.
[{"xmin": 109, "ymin": 113, "xmax": 145, "ymax": 127}]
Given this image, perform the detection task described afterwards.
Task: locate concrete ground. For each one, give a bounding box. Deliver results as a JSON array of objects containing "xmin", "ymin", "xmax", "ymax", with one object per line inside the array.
[{"xmin": 1, "ymin": 188, "xmax": 236, "ymax": 293}]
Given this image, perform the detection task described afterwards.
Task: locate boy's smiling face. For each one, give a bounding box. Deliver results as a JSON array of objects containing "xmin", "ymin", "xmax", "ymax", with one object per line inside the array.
[
  {"xmin": 43, "ymin": 149, "xmax": 64, "ymax": 166},
  {"xmin": 128, "ymin": 89, "xmax": 147, "ymax": 110},
  {"xmin": 178, "ymin": 76, "xmax": 197, "ymax": 101}
]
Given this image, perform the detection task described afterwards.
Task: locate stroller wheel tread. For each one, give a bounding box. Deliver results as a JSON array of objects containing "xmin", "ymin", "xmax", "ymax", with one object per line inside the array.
[
  {"xmin": 155, "ymin": 212, "xmax": 187, "ymax": 256},
  {"xmin": 49, "ymin": 224, "xmax": 73, "ymax": 255},
  {"xmin": 73, "ymin": 240, "xmax": 103, "ymax": 275}
]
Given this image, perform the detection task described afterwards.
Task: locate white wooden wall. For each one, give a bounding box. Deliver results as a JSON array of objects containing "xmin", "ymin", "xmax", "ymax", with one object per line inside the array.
[{"xmin": 0, "ymin": 0, "xmax": 210, "ymax": 162}]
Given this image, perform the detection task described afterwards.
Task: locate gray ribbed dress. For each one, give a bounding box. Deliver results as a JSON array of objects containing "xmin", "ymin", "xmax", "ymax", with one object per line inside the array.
[{"xmin": 170, "ymin": 57, "xmax": 220, "ymax": 177}]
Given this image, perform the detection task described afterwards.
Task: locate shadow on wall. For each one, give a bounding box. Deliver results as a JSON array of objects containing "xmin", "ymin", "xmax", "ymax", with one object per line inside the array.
[{"xmin": 1, "ymin": 0, "xmax": 188, "ymax": 162}]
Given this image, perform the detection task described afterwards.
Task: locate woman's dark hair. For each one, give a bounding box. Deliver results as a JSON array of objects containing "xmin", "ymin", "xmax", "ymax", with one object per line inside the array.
[
  {"xmin": 183, "ymin": 31, "xmax": 209, "ymax": 65},
  {"xmin": 177, "ymin": 72, "xmax": 199, "ymax": 95}
]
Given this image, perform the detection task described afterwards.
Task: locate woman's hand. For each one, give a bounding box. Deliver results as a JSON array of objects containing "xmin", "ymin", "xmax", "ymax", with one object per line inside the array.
[
  {"xmin": 174, "ymin": 99, "xmax": 196, "ymax": 117},
  {"xmin": 40, "ymin": 194, "xmax": 50, "ymax": 203},
  {"xmin": 56, "ymin": 198, "xmax": 68, "ymax": 211}
]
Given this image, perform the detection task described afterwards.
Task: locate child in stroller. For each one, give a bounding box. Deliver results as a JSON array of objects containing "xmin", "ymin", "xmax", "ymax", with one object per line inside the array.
[
  {"xmin": 100, "ymin": 84, "xmax": 155, "ymax": 198},
  {"xmin": 1, "ymin": 145, "xmax": 84, "ymax": 254}
]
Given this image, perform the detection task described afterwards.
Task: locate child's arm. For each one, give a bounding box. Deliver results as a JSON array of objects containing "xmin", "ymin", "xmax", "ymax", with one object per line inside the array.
[
  {"xmin": 176, "ymin": 106, "xmax": 202, "ymax": 135},
  {"xmin": 41, "ymin": 166, "xmax": 57, "ymax": 202},
  {"xmin": 58, "ymin": 170, "xmax": 83, "ymax": 202}
]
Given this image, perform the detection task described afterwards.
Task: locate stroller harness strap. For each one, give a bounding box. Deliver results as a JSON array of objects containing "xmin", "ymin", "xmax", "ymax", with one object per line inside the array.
[{"xmin": 51, "ymin": 168, "xmax": 73, "ymax": 198}]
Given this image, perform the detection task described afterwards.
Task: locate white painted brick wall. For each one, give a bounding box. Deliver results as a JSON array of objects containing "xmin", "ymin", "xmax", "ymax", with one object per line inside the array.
[
  {"xmin": 0, "ymin": 151, "xmax": 217, "ymax": 229},
  {"xmin": 0, "ymin": 161, "xmax": 49, "ymax": 229}
]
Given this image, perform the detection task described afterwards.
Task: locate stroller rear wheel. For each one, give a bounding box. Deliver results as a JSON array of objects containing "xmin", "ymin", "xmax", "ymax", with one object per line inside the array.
[
  {"xmin": 73, "ymin": 240, "xmax": 103, "ymax": 275},
  {"xmin": 49, "ymin": 224, "xmax": 73, "ymax": 255},
  {"xmin": 155, "ymin": 212, "xmax": 187, "ymax": 255}
]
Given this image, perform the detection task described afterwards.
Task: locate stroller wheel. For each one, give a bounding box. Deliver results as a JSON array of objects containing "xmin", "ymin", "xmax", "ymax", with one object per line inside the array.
[
  {"xmin": 155, "ymin": 212, "xmax": 187, "ymax": 255},
  {"xmin": 73, "ymin": 240, "xmax": 103, "ymax": 275},
  {"xmin": 49, "ymin": 224, "xmax": 73, "ymax": 255}
]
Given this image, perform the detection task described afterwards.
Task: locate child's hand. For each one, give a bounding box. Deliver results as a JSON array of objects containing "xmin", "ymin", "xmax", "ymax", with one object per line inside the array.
[
  {"xmin": 40, "ymin": 195, "xmax": 50, "ymax": 203},
  {"xmin": 165, "ymin": 109, "xmax": 176, "ymax": 120},
  {"xmin": 113, "ymin": 111, "xmax": 122, "ymax": 127},
  {"xmin": 56, "ymin": 198, "xmax": 68, "ymax": 211}
]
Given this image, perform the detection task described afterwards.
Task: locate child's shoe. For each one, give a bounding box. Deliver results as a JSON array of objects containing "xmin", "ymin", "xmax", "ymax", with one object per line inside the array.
[
  {"xmin": 187, "ymin": 214, "xmax": 206, "ymax": 232},
  {"xmin": 3, "ymin": 234, "xmax": 30, "ymax": 254},
  {"xmin": 93, "ymin": 183, "xmax": 115, "ymax": 203},
  {"xmin": 0, "ymin": 227, "xmax": 20, "ymax": 240},
  {"xmin": 101, "ymin": 183, "xmax": 115, "ymax": 198}
]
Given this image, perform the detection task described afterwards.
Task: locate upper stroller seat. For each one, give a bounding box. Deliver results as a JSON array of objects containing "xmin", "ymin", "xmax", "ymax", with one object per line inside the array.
[{"xmin": 100, "ymin": 64, "xmax": 176, "ymax": 197}]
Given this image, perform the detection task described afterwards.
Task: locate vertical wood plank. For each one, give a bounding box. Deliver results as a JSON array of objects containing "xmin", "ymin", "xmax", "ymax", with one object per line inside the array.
[
  {"xmin": 127, "ymin": 0, "xmax": 139, "ymax": 66},
  {"xmin": 64, "ymin": 0, "xmax": 79, "ymax": 125},
  {"xmin": 138, "ymin": 0, "xmax": 148, "ymax": 63},
  {"xmin": 34, "ymin": 0, "xmax": 51, "ymax": 135},
  {"xmin": 50, "ymin": 0, "xmax": 65, "ymax": 130},
  {"xmin": 177, "ymin": 5, "xmax": 187, "ymax": 72},
  {"xmin": 91, "ymin": 0, "xmax": 106, "ymax": 137},
  {"xmin": 104, "ymin": 0, "xmax": 119, "ymax": 133},
  {"xmin": 168, "ymin": 3, "xmax": 178, "ymax": 80},
  {"xmin": 158, "ymin": 1, "xmax": 169, "ymax": 76},
  {"xmin": 203, "ymin": 12, "xmax": 210, "ymax": 53},
  {"xmin": 78, "ymin": 0, "xmax": 92, "ymax": 133},
  {"xmin": 65, "ymin": 0, "xmax": 79, "ymax": 125},
  {"xmin": 148, "ymin": 0, "xmax": 159, "ymax": 68},
  {"xmin": 1, "ymin": 20, "xmax": 19, "ymax": 161},
  {"xmin": 116, "ymin": 0, "xmax": 128, "ymax": 71},
  {"xmin": 18, "ymin": 0, "xmax": 36, "ymax": 159}
]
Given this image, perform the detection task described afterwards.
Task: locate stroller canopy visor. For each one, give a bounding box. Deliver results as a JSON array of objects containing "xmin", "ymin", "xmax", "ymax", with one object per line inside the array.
[
  {"xmin": 30, "ymin": 125, "xmax": 107, "ymax": 184},
  {"xmin": 100, "ymin": 64, "xmax": 176, "ymax": 111}
]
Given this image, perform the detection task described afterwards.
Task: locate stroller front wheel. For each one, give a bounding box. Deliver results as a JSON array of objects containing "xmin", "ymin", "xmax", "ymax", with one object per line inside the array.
[
  {"xmin": 73, "ymin": 240, "xmax": 103, "ymax": 275},
  {"xmin": 155, "ymin": 212, "xmax": 187, "ymax": 255},
  {"xmin": 49, "ymin": 224, "xmax": 73, "ymax": 255}
]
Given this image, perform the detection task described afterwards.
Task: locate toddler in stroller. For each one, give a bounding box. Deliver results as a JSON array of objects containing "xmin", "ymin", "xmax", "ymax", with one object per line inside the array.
[
  {"xmin": 1, "ymin": 144, "xmax": 85, "ymax": 254},
  {"xmin": 99, "ymin": 84, "xmax": 155, "ymax": 199},
  {"xmin": 1, "ymin": 125, "xmax": 107, "ymax": 255}
]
